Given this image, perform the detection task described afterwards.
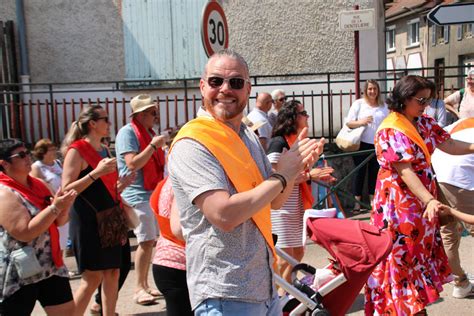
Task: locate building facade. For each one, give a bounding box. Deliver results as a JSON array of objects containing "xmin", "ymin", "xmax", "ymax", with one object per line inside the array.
[{"xmin": 384, "ymin": 0, "xmax": 474, "ymax": 93}]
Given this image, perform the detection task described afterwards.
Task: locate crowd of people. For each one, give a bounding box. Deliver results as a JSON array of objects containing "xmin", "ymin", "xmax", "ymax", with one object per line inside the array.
[{"xmin": 0, "ymin": 49, "xmax": 473, "ymax": 316}]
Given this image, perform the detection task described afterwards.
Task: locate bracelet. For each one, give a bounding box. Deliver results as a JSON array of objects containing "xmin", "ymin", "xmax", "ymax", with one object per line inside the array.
[
  {"xmin": 88, "ymin": 173, "xmax": 96, "ymax": 182},
  {"xmin": 49, "ymin": 204, "xmax": 60, "ymax": 216},
  {"xmin": 423, "ymin": 197, "xmax": 435, "ymax": 208},
  {"xmin": 149, "ymin": 143, "xmax": 157, "ymax": 151},
  {"xmin": 270, "ymin": 173, "xmax": 287, "ymax": 193}
]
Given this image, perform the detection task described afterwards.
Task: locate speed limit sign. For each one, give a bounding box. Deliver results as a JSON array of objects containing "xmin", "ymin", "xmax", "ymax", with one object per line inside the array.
[{"xmin": 201, "ymin": 1, "xmax": 229, "ymax": 57}]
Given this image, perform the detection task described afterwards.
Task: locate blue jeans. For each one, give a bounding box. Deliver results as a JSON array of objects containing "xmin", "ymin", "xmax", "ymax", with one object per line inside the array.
[{"xmin": 194, "ymin": 293, "xmax": 281, "ymax": 316}]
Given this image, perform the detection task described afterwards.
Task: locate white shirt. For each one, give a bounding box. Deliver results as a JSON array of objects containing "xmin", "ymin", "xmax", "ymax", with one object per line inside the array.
[
  {"xmin": 346, "ymin": 99, "xmax": 389, "ymax": 144},
  {"xmin": 444, "ymin": 89, "xmax": 474, "ymax": 119},
  {"xmin": 247, "ymin": 108, "xmax": 272, "ymax": 140},
  {"xmin": 432, "ymin": 120, "xmax": 474, "ymax": 190}
]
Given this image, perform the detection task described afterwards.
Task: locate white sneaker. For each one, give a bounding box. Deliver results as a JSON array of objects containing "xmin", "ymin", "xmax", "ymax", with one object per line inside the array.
[{"xmin": 453, "ymin": 280, "xmax": 474, "ymax": 299}]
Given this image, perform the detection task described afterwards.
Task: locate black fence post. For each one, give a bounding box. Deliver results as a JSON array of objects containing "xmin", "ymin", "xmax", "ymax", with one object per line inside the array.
[{"xmin": 48, "ymin": 83, "xmax": 57, "ymax": 143}]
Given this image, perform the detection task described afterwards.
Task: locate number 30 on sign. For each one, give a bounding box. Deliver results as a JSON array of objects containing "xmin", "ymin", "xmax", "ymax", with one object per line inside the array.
[{"xmin": 201, "ymin": 1, "xmax": 229, "ymax": 57}]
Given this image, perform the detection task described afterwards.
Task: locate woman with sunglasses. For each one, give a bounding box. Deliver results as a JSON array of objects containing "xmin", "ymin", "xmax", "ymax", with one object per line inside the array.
[
  {"xmin": 0, "ymin": 139, "xmax": 77, "ymax": 315},
  {"xmin": 61, "ymin": 105, "xmax": 133, "ymax": 316},
  {"xmin": 267, "ymin": 100, "xmax": 328, "ymax": 287},
  {"xmin": 345, "ymin": 79, "xmax": 388, "ymax": 214},
  {"xmin": 365, "ymin": 75, "xmax": 474, "ymax": 315}
]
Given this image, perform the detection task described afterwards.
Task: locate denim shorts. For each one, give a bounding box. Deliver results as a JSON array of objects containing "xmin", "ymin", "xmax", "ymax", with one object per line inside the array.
[
  {"xmin": 194, "ymin": 293, "xmax": 282, "ymax": 316},
  {"xmin": 132, "ymin": 202, "xmax": 159, "ymax": 243}
]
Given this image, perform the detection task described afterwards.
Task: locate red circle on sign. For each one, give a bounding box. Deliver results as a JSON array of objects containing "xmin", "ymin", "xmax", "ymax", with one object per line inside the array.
[{"xmin": 201, "ymin": 1, "xmax": 229, "ymax": 57}]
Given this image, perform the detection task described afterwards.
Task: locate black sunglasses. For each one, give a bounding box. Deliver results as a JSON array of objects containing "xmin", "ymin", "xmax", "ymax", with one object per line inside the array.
[
  {"xmin": 297, "ymin": 110, "xmax": 309, "ymax": 117},
  {"xmin": 95, "ymin": 116, "xmax": 109, "ymax": 123},
  {"xmin": 278, "ymin": 97, "xmax": 287, "ymax": 102},
  {"xmin": 412, "ymin": 97, "xmax": 432, "ymax": 106},
  {"xmin": 207, "ymin": 76, "xmax": 247, "ymax": 90},
  {"xmin": 8, "ymin": 150, "xmax": 31, "ymax": 159}
]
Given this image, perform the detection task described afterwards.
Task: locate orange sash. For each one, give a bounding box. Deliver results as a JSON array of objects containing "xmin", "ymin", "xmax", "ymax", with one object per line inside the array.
[
  {"xmin": 149, "ymin": 177, "xmax": 185, "ymax": 247},
  {"xmin": 170, "ymin": 116, "xmax": 276, "ymax": 260},
  {"xmin": 450, "ymin": 117, "xmax": 474, "ymax": 135},
  {"xmin": 377, "ymin": 112, "xmax": 432, "ymax": 165},
  {"xmin": 285, "ymin": 134, "xmax": 314, "ymax": 210}
]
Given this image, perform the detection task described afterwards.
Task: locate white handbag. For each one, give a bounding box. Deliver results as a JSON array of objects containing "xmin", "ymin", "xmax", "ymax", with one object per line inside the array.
[{"xmin": 335, "ymin": 124, "xmax": 366, "ymax": 152}]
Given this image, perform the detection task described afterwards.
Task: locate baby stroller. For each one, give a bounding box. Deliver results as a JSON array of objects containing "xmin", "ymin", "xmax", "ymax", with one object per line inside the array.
[{"xmin": 275, "ymin": 217, "xmax": 393, "ymax": 316}]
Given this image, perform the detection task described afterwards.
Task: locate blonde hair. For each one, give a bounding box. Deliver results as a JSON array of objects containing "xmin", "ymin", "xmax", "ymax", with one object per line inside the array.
[
  {"xmin": 60, "ymin": 105, "xmax": 103, "ymax": 156},
  {"xmin": 363, "ymin": 79, "xmax": 383, "ymax": 106}
]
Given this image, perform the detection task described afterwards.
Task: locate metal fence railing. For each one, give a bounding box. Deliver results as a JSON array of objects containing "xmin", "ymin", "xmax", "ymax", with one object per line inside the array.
[{"xmin": 0, "ymin": 65, "xmax": 471, "ymax": 144}]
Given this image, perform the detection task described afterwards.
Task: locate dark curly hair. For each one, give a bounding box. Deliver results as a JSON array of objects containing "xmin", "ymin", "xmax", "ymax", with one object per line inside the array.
[
  {"xmin": 272, "ymin": 100, "xmax": 302, "ymax": 137},
  {"xmin": 0, "ymin": 139, "xmax": 26, "ymax": 171},
  {"xmin": 386, "ymin": 75, "xmax": 432, "ymax": 113}
]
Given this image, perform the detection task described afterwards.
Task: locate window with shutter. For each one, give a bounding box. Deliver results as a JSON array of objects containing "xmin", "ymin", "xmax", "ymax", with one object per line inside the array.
[
  {"xmin": 431, "ymin": 24, "xmax": 436, "ymax": 46},
  {"xmin": 444, "ymin": 25, "xmax": 450, "ymax": 44}
]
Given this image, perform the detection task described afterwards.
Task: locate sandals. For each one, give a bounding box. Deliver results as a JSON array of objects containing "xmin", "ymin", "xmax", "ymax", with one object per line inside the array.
[
  {"xmin": 146, "ymin": 287, "xmax": 163, "ymax": 297},
  {"xmin": 89, "ymin": 303, "xmax": 101, "ymax": 315},
  {"xmin": 133, "ymin": 289, "xmax": 157, "ymax": 305}
]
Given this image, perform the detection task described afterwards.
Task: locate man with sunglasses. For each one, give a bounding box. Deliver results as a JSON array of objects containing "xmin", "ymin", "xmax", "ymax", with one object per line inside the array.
[
  {"xmin": 268, "ymin": 89, "xmax": 287, "ymax": 127},
  {"xmin": 247, "ymin": 92, "xmax": 273, "ymax": 150},
  {"xmin": 115, "ymin": 94, "xmax": 167, "ymax": 305},
  {"xmin": 168, "ymin": 49, "xmax": 321, "ymax": 315}
]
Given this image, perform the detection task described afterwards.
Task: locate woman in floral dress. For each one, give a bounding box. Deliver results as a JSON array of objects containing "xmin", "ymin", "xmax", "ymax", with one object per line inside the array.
[{"xmin": 365, "ymin": 75, "xmax": 474, "ymax": 315}]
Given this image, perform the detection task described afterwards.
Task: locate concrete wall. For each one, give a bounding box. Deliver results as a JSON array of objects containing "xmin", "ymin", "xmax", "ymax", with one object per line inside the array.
[
  {"xmin": 0, "ymin": 0, "xmax": 384, "ymax": 83},
  {"xmin": 222, "ymin": 0, "xmax": 379, "ymax": 76},
  {"xmin": 0, "ymin": 0, "xmax": 124, "ymax": 83},
  {"xmin": 0, "ymin": 0, "xmax": 17, "ymax": 22}
]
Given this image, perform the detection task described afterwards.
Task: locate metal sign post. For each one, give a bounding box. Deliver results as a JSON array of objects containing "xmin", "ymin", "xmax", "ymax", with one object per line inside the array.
[{"xmin": 339, "ymin": 7, "xmax": 375, "ymax": 99}]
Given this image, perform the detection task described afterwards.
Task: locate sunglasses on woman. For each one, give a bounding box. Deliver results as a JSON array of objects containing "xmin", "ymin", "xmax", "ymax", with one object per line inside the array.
[
  {"xmin": 8, "ymin": 150, "xmax": 31, "ymax": 159},
  {"xmin": 95, "ymin": 116, "xmax": 110, "ymax": 123},
  {"xmin": 206, "ymin": 77, "xmax": 248, "ymax": 90},
  {"xmin": 412, "ymin": 97, "xmax": 432, "ymax": 106}
]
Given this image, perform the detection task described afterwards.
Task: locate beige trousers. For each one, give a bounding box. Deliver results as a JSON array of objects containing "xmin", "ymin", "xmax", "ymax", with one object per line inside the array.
[{"xmin": 438, "ymin": 182, "xmax": 474, "ymax": 286}]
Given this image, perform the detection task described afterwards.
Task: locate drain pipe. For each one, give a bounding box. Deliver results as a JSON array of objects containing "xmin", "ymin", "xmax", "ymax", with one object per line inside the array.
[{"xmin": 16, "ymin": 0, "xmax": 31, "ymax": 99}]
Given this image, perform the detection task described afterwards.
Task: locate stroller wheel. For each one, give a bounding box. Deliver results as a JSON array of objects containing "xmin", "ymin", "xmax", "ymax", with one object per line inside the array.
[{"xmin": 311, "ymin": 308, "xmax": 330, "ymax": 316}]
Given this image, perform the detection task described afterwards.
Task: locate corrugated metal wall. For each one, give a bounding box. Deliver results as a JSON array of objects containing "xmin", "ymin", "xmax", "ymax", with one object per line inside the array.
[{"xmin": 123, "ymin": 0, "xmax": 208, "ymax": 80}]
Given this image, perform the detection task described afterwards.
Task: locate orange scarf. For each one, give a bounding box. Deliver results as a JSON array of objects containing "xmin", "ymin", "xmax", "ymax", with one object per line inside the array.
[
  {"xmin": 0, "ymin": 172, "xmax": 63, "ymax": 268},
  {"xmin": 131, "ymin": 118, "xmax": 165, "ymax": 190},
  {"xmin": 377, "ymin": 112, "xmax": 432, "ymax": 165},
  {"xmin": 150, "ymin": 177, "xmax": 185, "ymax": 247},
  {"xmin": 284, "ymin": 134, "xmax": 314, "ymax": 210},
  {"xmin": 170, "ymin": 116, "xmax": 276, "ymax": 260},
  {"xmin": 450, "ymin": 117, "xmax": 474, "ymax": 135}
]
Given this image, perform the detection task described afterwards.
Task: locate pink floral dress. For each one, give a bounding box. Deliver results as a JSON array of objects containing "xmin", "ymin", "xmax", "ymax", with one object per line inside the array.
[{"xmin": 365, "ymin": 115, "xmax": 453, "ymax": 315}]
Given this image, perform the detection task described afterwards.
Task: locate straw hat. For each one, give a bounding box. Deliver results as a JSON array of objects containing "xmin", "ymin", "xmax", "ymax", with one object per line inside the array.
[
  {"xmin": 242, "ymin": 116, "xmax": 267, "ymax": 132},
  {"xmin": 129, "ymin": 94, "xmax": 156, "ymax": 116}
]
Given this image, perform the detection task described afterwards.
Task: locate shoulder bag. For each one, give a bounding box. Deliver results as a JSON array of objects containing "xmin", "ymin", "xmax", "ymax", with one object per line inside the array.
[{"xmin": 335, "ymin": 102, "xmax": 366, "ymax": 151}]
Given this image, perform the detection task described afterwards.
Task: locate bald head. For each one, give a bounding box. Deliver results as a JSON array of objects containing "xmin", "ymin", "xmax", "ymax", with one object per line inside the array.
[
  {"xmin": 202, "ymin": 49, "xmax": 249, "ymax": 79},
  {"xmin": 255, "ymin": 93, "xmax": 273, "ymax": 113}
]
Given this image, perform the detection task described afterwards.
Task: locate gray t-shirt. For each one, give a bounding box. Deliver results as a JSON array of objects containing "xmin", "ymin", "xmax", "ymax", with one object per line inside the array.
[{"xmin": 168, "ymin": 122, "xmax": 275, "ymax": 309}]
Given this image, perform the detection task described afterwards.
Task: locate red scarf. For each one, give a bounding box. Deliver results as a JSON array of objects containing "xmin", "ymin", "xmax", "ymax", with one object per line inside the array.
[
  {"xmin": 0, "ymin": 172, "xmax": 63, "ymax": 268},
  {"xmin": 68, "ymin": 139, "xmax": 119, "ymax": 201},
  {"xmin": 285, "ymin": 134, "xmax": 314, "ymax": 210},
  {"xmin": 131, "ymin": 118, "xmax": 165, "ymax": 190}
]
